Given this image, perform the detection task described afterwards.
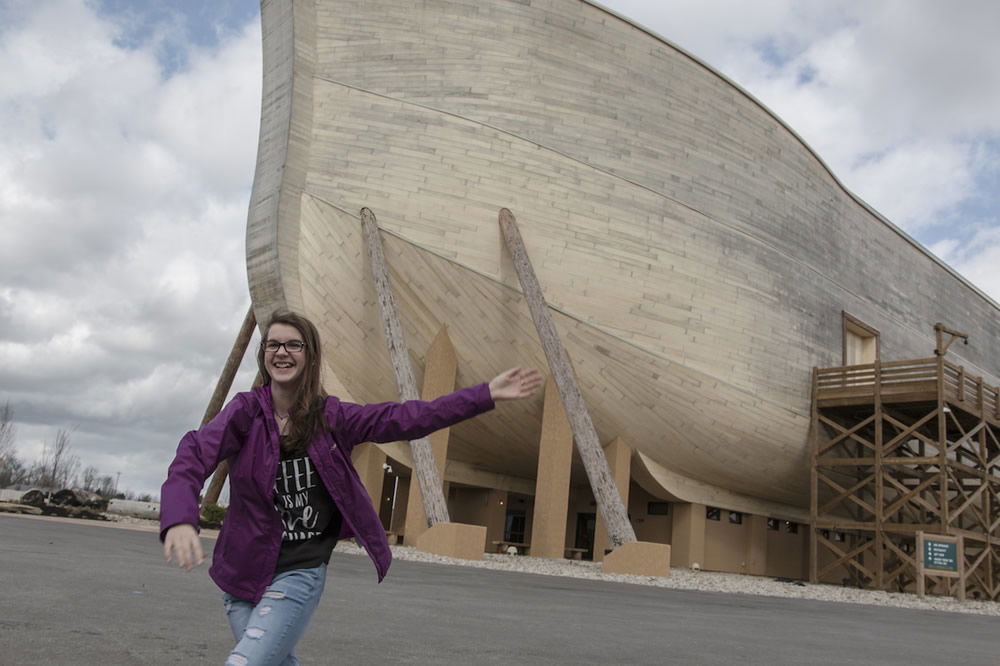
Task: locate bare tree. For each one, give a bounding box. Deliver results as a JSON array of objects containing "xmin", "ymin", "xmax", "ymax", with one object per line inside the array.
[
  {"xmin": 51, "ymin": 429, "xmax": 79, "ymax": 489},
  {"xmin": 27, "ymin": 458, "xmax": 49, "ymax": 488},
  {"xmin": 97, "ymin": 474, "xmax": 116, "ymax": 498},
  {"xmin": 82, "ymin": 465, "xmax": 99, "ymax": 492},
  {"xmin": 0, "ymin": 454, "xmax": 27, "ymax": 488},
  {"xmin": 31, "ymin": 428, "xmax": 80, "ymax": 490},
  {"xmin": 0, "ymin": 402, "xmax": 25, "ymax": 488}
]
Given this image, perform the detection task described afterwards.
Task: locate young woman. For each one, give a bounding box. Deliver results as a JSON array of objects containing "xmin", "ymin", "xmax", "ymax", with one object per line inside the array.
[{"xmin": 160, "ymin": 310, "xmax": 541, "ymax": 665}]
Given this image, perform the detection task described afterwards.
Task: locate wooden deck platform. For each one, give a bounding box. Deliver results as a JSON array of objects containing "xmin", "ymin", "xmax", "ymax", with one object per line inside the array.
[{"xmin": 815, "ymin": 357, "xmax": 1000, "ymax": 425}]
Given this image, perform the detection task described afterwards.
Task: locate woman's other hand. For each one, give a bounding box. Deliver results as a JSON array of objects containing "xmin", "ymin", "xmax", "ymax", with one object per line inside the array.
[
  {"xmin": 163, "ymin": 523, "xmax": 204, "ymax": 571},
  {"xmin": 489, "ymin": 367, "xmax": 543, "ymax": 401}
]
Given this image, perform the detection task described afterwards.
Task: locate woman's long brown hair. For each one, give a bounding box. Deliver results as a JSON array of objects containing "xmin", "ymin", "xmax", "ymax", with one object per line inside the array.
[{"xmin": 257, "ymin": 309, "xmax": 328, "ymax": 453}]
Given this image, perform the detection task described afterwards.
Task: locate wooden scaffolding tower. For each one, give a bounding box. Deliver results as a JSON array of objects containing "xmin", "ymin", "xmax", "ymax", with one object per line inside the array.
[{"xmin": 811, "ymin": 341, "xmax": 1000, "ymax": 600}]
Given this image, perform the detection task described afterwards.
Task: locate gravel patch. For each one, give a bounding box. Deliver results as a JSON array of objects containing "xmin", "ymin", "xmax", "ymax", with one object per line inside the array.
[{"xmin": 331, "ymin": 541, "xmax": 1000, "ymax": 617}]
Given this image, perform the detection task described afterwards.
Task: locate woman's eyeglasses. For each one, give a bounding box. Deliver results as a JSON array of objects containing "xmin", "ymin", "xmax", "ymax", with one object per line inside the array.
[{"xmin": 262, "ymin": 340, "xmax": 306, "ymax": 353}]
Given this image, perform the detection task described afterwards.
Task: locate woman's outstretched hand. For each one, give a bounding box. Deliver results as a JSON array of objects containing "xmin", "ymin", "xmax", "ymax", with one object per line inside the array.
[
  {"xmin": 164, "ymin": 523, "xmax": 204, "ymax": 572},
  {"xmin": 489, "ymin": 367, "xmax": 543, "ymax": 401}
]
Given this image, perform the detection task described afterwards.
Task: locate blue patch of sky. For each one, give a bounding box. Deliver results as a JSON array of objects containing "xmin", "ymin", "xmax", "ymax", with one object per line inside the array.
[
  {"xmin": 920, "ymin": 137, "xmax": 1000, "ymax": 248},
  {"xmin": 750, "ymin": 36, "xmax": 820, "ymax": 84},
  {"xmin": 93, "ymin": 0, "xmax": 259, "ymax": 77},
  {"xmin": 751, "ymin": 37, "xmax": 793, "ymax": 69},
  {"xmin": 796, "ymin": 65, "xmax": 817, "ymax": 85},
  {"xmin": 917, "ymin": 209, "xmax": 980, "ymax": 251},
  {"xmin": 850, "ymin": 148, "xmax": 890, "ymax": 170}
]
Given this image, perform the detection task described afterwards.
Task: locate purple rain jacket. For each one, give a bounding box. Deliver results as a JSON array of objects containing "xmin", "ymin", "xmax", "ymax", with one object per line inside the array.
[{"xmin": 160, "ymin": 382, "xmax": 494, "ymax": 604}]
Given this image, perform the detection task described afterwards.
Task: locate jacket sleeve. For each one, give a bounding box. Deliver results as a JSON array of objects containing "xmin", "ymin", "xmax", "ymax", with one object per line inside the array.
[
  {"xmin": 325, "ymin": 383, "xmax": 495, "ymax": 451},
  {"xmin": 159, "ymin": 393, "xmax": 254, "ymax": 541}
]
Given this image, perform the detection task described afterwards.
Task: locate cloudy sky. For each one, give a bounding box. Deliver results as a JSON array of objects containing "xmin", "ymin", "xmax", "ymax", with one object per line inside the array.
[{"xmin": 1, "ymin": 0, "xmax": 997, "ymax": 498}]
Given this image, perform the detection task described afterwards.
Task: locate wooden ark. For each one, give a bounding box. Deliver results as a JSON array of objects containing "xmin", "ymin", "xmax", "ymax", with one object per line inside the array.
[{"xmin": 244, "ymin": 0, "xmax": 1000, "ymax": 519}]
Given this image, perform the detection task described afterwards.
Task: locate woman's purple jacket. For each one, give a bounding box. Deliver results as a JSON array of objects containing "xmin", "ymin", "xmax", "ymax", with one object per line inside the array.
[{"xmin": 160, "ymin": 382, "xmax": 494, "ymax": 604}]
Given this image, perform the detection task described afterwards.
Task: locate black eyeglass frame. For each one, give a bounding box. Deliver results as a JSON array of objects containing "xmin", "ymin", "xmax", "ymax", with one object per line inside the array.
[{"xmin": 261, "ymin": 340, "xmax": 307, "ymax": 354}]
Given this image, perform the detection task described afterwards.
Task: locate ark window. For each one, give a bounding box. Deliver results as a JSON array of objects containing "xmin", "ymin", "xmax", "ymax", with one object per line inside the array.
[
  {"xmin": 706, "ymin": 507, "xmax": 721, "ymax": 521},
  {"xmin": 647, "ymin": 501, "xmax": 669, "ymax": 516}
]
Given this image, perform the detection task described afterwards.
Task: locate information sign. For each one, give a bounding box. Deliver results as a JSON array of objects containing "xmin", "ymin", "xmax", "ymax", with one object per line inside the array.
[
  {"xmin": 923, "ymin": 539, "xmax": 958, "ymax": 573},
  {"xmin": 916, "ymin": 531, "xmax": 964, "ymax": 601}
]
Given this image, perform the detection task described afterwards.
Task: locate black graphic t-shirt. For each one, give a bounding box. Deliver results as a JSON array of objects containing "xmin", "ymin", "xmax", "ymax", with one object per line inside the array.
[{"xmin": 273, "ymin": 445, "xmax": 343, "ymax": 574}]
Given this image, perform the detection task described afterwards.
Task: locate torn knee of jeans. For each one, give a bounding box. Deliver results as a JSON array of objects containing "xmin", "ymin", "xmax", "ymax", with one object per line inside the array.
[
  {"xmin": 263, "ymin": 590, "xmax": 285, "ymax": 599},
  {"xmin": 259, "ymin": 605, "xmax": 272, "ymax": 616},
  {"xmin": 245, "ymin": 627, "xmax": 265, "ymax": 640},
  {"xmin": 226, "ymin": 653, "xmax": 249, "ymax": 666}
]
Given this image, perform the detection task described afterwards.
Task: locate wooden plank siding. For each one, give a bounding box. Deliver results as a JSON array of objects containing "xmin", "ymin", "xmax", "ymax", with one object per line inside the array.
[{"xmin": 248, "ymin": 0, "xmax": 1000, "ymax": 521}]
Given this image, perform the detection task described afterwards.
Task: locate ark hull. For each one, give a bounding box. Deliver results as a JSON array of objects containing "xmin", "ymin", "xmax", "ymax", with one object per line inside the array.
[{"xmin": 246, "ymin": 0, "xmax": 1000, "ymax": 512}]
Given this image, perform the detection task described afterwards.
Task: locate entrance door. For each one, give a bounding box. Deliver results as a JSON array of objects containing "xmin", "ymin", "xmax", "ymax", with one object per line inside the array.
[
  {"xmin": 843, "ymin": 313, "xmax": 879, "ymax": 365},
  {"xmin": 575, "ymin": 512, "xmax": 596, "ymax": 560},
  {"xmin": 504, "ymin": 509, "xmax": 526, "ymax": 543}
]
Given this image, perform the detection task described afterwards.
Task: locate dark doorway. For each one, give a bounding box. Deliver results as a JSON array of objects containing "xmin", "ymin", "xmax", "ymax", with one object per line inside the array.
[
  {"xmin": 377, "ymin": 459, "xmax": 402, "ymax": 531},
  {"xmin": 575, "ymin": 512, "xmax": 596, "ymax": 560},
  {"xmin": 505, "ymin": 510, "xmax": 526, "ymax": 543}
]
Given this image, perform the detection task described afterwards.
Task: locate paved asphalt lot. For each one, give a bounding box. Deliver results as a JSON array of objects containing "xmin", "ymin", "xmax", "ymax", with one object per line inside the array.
[{"xmin": 1, "ymin": 513, "xmax": 997, "ymax": 665}]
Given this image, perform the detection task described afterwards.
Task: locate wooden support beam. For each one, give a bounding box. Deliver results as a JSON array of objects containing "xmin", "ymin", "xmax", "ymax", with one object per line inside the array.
[
  {"xmin": 810, "ymin": 367, "xmax": 819, "ymax": 583},
  {"xmin": 874, "ymin": 361, "xmax": 884, "ymax": 589},
  {"xmin": 498, "ymin": 208, "xmax": 636, "ymax": 548},
  {"xmin": 202, "ymin": 305, "xmax": 257, "ymax": 507},
  {"xmin": 361, "ymin": 207, "xmax": 450, "ymax": 526},
  {"xmin": 934, "ymin": 322, "xmax": 969, "ymax": 357},
  {"xmin": 593, "ymin": 437, "xmax": 633, "ymax": 561},
  {"xmin": 937, "ymin": 356, "xmax": 948, "ymax": 534}
]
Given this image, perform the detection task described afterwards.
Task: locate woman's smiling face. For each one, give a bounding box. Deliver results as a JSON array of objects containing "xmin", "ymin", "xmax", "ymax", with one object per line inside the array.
[{"xmin": 263, "ymin": 323, "xmax": 307, "ymax": 388}]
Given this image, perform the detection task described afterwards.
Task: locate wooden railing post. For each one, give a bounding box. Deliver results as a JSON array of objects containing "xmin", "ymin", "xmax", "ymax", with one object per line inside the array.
[
  {"xmin": 498, "ymin": 208, "xmax": 636, "ymax": 548},
  {"xmin": 976, "ymin": 376, "xmax": 984, "ymax": 414},
  {"xmin": 361, "ymin": 208, "xmax": 450, "ymax": 526}
]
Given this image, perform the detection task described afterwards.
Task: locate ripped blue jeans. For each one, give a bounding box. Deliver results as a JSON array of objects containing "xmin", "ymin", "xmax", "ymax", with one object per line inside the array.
[{"xmin": 222, "ymin": 564, "xmax": 327, "ymax": 666}]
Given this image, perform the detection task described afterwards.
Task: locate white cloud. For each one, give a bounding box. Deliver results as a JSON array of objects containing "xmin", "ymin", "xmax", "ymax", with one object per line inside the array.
[
  {"xmin": 0, "ymin": 0, "xmax": 261, "ymax": 496},
  {"xmin": 930, "ymin": 225, "xmax": 1000, "ymax": 305},
  {"xmin": 2, "ymin": 0, "xmax": 998, "ymax": 496},
  {"xmin": 845, "ymin": 140, "xmax": 976, "ymax": 231},
  {"xmin": 603, "ymin": 0, "xmax": 1000, "ymax": 277}
]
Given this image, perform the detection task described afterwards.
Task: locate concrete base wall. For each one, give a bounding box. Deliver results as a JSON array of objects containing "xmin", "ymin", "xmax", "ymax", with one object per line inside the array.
[
  {"xmin": 705, "ymin": 510, "xmax": 752, "ymax": 573},
  {"xmin": 403, "ymin": 489, "xmax": 809, "ymax": 577},
  {"xmin": 448, "ymin": 487, "xmax": 507, "ymax": 548},
  {"xmin": 629, "ymin": 484, "xmax": 672, "ymax": 545},
  {"xmin": 415, "ymin": 522, "xmax": 488, "ymax": 560},
  {"xmin": 765, "ymin": 520, "xmax": 808, "ymax": 579},
  {"xmin": 602, "ymin": 541, "xmax": 671, "ymax": 577}
]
